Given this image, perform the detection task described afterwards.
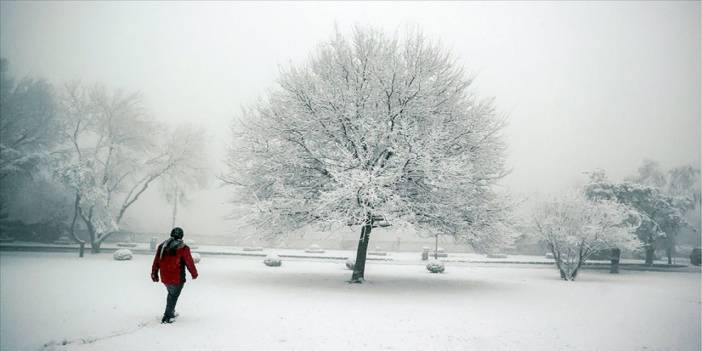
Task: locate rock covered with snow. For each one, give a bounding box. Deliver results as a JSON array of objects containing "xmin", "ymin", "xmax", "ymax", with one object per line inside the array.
[
  {"xmin": 264, "ymin": 254, "xmax": 282, "ymax": 267},
  {"xmin": 345, "ymin": 258, "xmax": 355, "ymax": 270},
  {"xmin": 191, "ymin": 252, "xmax": 201, "ymax": 263},
  {"xmin": 113, "ymin": 249, "xmax": 133, "ymax": 261},
  {"xmin": 426, "ymin": 260, "xmax": 445, "ymax": 273}
]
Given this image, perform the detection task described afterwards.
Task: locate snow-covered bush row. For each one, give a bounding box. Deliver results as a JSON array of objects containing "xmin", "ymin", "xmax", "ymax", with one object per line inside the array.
[
  {"xmin": 486, "ymin": 253, "xmax": 508, "ymax": 259},
  {"xmin": 113, "ymin": 249, "xmax": 133, "ymax": 261},
  {"xmin": 426, "ymin": 260, "xmax": 445, "ymax": 273},
  {"xmin": 368, "ymin": 246, "xmax": 387, "ymax": 256},
  {"xmin": 264, "ymin": 254, "xmax": 282, "ymax": 267}
]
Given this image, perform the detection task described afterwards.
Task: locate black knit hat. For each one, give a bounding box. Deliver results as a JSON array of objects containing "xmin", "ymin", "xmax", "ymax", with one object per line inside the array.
[{"xmin": 170, "ymin": 227, "xmax": 184, "ymax": 239}]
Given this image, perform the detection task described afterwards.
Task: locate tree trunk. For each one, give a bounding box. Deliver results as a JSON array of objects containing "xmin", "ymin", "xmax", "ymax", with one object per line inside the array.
[
  {"xmin": 569, "ymin": 267, "xmax": 579, "ymax": 281},
  {"xmin": 665, "ymin": 232, "xmax": 675, "ymax": 265},
  {"xmin": 171, "ymin": 187, "xmax": 179, "ymax": 229},
  {"xmin": 610, "ymin": 248, "xmax": 621, "ymax": 274},
  {"xmin": 550, "ymin": 246, "xmax": 568, "ymax": 280},
  {"xmin": 91, "ymin": 241, "xmax": 101, "ymax": 253},
  {"xmin": 434, "ymin": 234, "xmax": 439, "ymax": 259},
  {"xmin": 70, "ymin": 194, "xmax": 87, "ymax": 258},
  {"xmin": 350, "ymin": 221, "xmax": 372, "ymax": 283},
  {"xmin": 645, "ymin": 246, "xmax": 655, "ymax": 266}
]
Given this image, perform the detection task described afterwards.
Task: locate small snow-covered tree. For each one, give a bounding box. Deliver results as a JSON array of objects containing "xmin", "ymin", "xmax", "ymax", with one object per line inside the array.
[
  {"xmin": 158, "ymin": 125, "xmax": 210, "ymax": 229},
  {"xmin": 532, "ymin": 191, "xmax": 640, "ymax": 281},
  {"xmin": 224, "ymin": 27, "xmax": 511, "ymax": 282}
]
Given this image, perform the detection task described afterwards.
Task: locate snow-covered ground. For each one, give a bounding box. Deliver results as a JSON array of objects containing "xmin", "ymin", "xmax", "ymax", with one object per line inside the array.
[{"xmin": 1, "ymin": 252, "xmax": 699, "ymax": 351}]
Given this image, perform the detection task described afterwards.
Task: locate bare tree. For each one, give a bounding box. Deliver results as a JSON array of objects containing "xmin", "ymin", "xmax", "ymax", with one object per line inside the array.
[
  {"xmin": 56, "ymin": 83, "xmax": 194, "ymax": 253},
  {"xmin": 159, "ymin": 125, "xmax": 210, "ymax": 228},
  {"xmin": 225, "ymin": 27, "xmax": 512, "ymax": 282}
]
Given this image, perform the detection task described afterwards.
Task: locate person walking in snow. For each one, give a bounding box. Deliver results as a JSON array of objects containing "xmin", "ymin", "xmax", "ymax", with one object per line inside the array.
[{"xmin": 151, "ymin": 227, "xmax": 198, "ymax": 324}]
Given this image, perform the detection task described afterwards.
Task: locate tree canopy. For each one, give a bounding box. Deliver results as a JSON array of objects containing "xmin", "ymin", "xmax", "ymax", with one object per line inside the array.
[{"xmin": 225, "ymin": 27, "xmax": 512, "ymax": 270}]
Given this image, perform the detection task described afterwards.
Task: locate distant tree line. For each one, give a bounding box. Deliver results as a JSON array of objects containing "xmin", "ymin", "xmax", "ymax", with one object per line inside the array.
[
  {"xmin": 0, "ymin": 58, "xmax": 210, "ymax": 255},
  {"xmin": 530, "ymin": 160, "xmax": 700, "ymax": 280}
]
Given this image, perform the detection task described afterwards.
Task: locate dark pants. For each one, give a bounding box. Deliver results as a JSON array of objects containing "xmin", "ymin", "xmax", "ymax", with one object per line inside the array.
[{"xmin": 164, "ymin": 283, "xmax": 184, "ymax": 318}]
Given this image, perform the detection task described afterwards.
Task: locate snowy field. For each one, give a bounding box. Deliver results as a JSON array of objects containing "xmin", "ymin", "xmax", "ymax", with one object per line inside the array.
[{"xmin": 1, "ymin": 252, "xmax": 699, "ymax": 351}]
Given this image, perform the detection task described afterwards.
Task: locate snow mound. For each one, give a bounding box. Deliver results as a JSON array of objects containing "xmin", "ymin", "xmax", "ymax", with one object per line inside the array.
[
  {"xmin": 113, "ymin": 249, "xmax": 133, "ymax": 261},
  {"xmin": 264, "ymin": 254, "xmax": 282, "ymax": 267},
  {"xmin": 345, "ymin": 258, "xmax": 355, "ymax": 270},
  {"xmin": 191, "ymin": 252, "xmax": 201, "ymax": 263},
  {"xmin": 305, "ymin": 244, "xmax": 325, "ymax": 253},
  {"xmin": 426, "ymin": 260, "xmax": 445, "ymax": 273},
  {"xmin": 368, "ymin": 246, "xmax": 387, "ymax": 256}
]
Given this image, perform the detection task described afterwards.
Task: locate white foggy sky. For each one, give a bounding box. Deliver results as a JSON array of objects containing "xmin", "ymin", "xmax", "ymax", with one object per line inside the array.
[{"xmin": 1, "ymin": 1, "xmax": 700, "ymax": 235}]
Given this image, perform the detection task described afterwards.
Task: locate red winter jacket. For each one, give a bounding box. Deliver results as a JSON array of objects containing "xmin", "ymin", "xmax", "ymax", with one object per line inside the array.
[{"xmin": 151, "ymin": 239, "xmax": 198, "ymax": 285}]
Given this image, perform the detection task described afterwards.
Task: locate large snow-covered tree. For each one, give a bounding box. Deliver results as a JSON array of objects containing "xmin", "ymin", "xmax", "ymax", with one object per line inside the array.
[
  {"xmin": 0, "ymin": 59, "xmax": 59, "ymax": 180},
  {"xmin": 532, "ymin": 191, "xmax": 640, "ymax": 281},
  {"xmin": 225, "ymin": 27, "xmax": 511, "ymax": 282},
  {"xmin": 585, "ymin": 170, "xmax": 690, "ymax": 265},
  {"xmin": 0, "ymin": 59, "xmax": 72, "ymax": 238},
  {"xmin": 56, "ymin": 83, "xmax": 200, "ymax": 253},
  {"xmin": 590, "ymin": 165, "xmax": 698, "ymax": 265}
]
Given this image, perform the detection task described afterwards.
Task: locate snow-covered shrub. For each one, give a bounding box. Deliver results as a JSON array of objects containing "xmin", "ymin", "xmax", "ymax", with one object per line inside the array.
[
  {"xmin": 532, "ymin": 191, "xmax": 639, "ymax": 281},
  {"xmin": 113, "ymin": 249, "xmax": 133, "ymax": 261},
  {"xmin": 243, "ymin": 247, "xmax": 263, "ymax": 251},
  {"xmin": 345, "ymin": 258, "xmax": 355, "ymax": 270},
  {"xmin": 426, "ymin": 260, "xmax": 445, "ymax": 273},
  {"xmin": 264, "ymin": 254, "xmax": 282, "ymax": 267},
  {"xmin": 191, "ymin": 252, "xmax": 201, "ymax": 263},
  {"xmin": 545, "ymin": 252, "xmax": 554, "ymax": 259},
  {"xmin": 305, "ymin": 244, "xmax": 324, "ymax": 253},
  {"xmin": 117, "ymin": 243, "xmax": 137, "ymax": 248}
]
